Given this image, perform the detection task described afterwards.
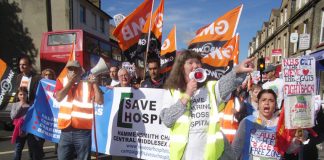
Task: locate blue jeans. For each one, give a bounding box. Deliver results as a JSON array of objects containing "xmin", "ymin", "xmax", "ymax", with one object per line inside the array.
[
  {"xmin": 58, "ymin": 129, "xmax": 91, "ymax": 160},
  {"xmin": 14, "ymin": 136, "xmax": 27, "ymax": 160}
]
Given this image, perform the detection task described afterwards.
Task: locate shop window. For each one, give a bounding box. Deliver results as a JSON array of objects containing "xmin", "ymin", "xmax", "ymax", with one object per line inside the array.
[{"xmin": 80, "ymin": 5, "xmax": 86, "ymax": 24}]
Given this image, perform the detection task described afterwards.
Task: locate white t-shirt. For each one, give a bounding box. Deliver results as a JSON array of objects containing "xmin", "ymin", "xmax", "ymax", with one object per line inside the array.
[
  {"xmin": 110, "ymin": 79, "xmax": 120, "ymax": 87},
  {"xmin": 20, "ymin": 75, "xmax": 32, "ymax": 98},
  {"xmin": 262, "ymin": 78, "xmax": 284, "ymax": 109},
  {"xmin": 184, "ymin": 87, "xmax": 210, "ymax": 160}
]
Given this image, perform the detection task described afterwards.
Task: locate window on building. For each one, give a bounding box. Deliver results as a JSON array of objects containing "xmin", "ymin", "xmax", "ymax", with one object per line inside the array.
[
  {"xmin": 80, "ymin": 5, "xmax": 86, "ymax": 24},
  {"xmin": 320, "ymin": 10, "xmax": 324, "ymax": 43},
  {"xmin": 256, "ymin": 37, "xmax": 259, "ymax": 48},
  {"xmin": 92, "ymin": 12, "xmax": 97, "ymax": 30},
  {"xmin": 280, "ymin": 11, "xmax": 284, "ymax": 25},
  {"xmin": 283, "ymin": 34, "xmax": 287, "ymax": 58},
  {"xmin": 296, "ymin": 0, "xmax": 302, "ymax": 10},
  {"xmin": 303, "ymin": 20, "xmax": 308, "ymax": 34},
  {"xmin": 284, "ymin": 7, "xmax": 287, "ymax": 21},
  {"xmin": 100, "ymin": 17, "xmax": 105, "ymax": 33},
  {"xmin": 293, "ymin": 29, "xmax": 298, "ymax": 53}
]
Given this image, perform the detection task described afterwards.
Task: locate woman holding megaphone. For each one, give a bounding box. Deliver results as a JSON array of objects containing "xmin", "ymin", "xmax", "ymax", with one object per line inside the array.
[{"xmin": 160, "ymin": 50, "xmax": 254, "ymax": 160}]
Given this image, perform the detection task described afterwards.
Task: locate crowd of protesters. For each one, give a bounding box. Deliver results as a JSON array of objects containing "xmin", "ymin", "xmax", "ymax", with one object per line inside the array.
[{"xmin": 9, "ymin": 51, "xmax": 324, "ymax": 160}]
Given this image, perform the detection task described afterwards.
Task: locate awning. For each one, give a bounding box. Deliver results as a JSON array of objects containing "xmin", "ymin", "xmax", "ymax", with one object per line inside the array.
[
  {"xmin": 310, "ymin": 50, "xmax": 324, "ymax": 71},
  {"xmin": 310, "ymin": 50, "xmax": 324, "ymax": 61}
]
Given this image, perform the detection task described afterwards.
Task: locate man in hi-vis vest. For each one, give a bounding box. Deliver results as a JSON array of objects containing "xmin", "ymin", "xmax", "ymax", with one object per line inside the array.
[{"xmin": 54, "ymin": 60, "xmax": 103, "ymax": 160}]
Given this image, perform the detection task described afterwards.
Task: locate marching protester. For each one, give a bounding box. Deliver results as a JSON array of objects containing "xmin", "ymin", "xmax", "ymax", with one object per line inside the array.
[
  {"xmin": 232, "ymin": 89, "xmax": 300, "ymax": 159},
  {"xmin": 15, "ymin": 56, "xmax": 44, "ymax": 160},
  {"xmin": 54, "ymin": 60, "xmax": 103, "ymax": 160},
  {"xmin": 141, "ymin": 58, "xmax": 165, "ymax": 88},
  {"xmin": 41, "ymin": 68, "xmax": 58, "ymax": 154},
  {"xmin": 106, "ymin": 66, "xmax": 120, "ymax": 87},
  {"xmin": 160, "ymin": 50, "xmax": 254, "ymax": 160},
  {"xmin": 11, "ymin": 87, "xmax": 30, "ymax": 160},
  {"xmin": 116, "ymin": 68, "xmax": 132, "ymax": 87},
  {"xmin": 41, "ymin": 68, "xmax": 56, "ymax": 80},
  {"xmin": 131, "ymin": 66, "xmax": 144, "ymax": 88},
  {"xmin": 262, "ymin": 64, "xmax": 284, "ymax": 110},
  {"xmin": 246, "ymin": 84, "xmax": 262, "ymax": 117}
]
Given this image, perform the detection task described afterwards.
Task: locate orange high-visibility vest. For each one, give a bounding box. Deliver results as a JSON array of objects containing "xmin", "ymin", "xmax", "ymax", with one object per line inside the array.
[
  {"xmin": 219, "ymin": 97, "xmax": 239, "ymax": 143},
  {"xmin": 57, "ymin": 78, "xmax": 93, "ymax": 130}
]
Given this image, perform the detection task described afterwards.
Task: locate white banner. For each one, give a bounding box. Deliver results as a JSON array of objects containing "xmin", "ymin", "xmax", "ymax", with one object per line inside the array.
[
  {"xmin": 283, "ymin": 57, "xmax": 316, "ymax": 129},
  {"xmin": 105, "ymin": 88, "xmax": 170, "ymax": 159}
]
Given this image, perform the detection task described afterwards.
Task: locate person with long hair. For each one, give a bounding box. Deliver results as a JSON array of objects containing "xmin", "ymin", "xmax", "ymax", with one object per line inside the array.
[
  {"xmin": 160, "ymin": 50, "xmax": 254, "ymax": 160},
  {"xmin": 11, "ymin": 87, "xmax": 30, "ymax": 160},
  {"xmin": 232, "ymin": 89, "xmax": 300, "ymax": 159},
  {"xmin": 41, "ymin": 68, "xmax": 56, "ymax": 80}
]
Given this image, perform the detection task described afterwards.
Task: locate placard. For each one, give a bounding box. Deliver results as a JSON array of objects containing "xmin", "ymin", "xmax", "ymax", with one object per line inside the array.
[{"xmin": 283, "ymin": 57, "xmax": 316, "ymax": 129}]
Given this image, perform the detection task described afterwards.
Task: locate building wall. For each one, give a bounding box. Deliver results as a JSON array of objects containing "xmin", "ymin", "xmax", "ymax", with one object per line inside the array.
[
  {"xmin": 73, "ymin": 0, "xmax": 110, "ymax": 42},
  {"xmin": 51, "ymin": 0, "xmax": 70, "ymax": 31},
  {"xmin": 9, "ymin": 0, "xmax": 48, "ymax": 72},
  {"xmin": 5, "ymin": 0, "xmax": 112, "ymax": 73},
  {"xmin": 312, "ymin": 0, "xmax": 324, "ymax": 51},
  {"xmin": 289, "ymin": 7, "xmax": 314, "ymax": 58},
  {"xmin": 248, "ymin": 0, "xmax": 324, "ymax": 100}
]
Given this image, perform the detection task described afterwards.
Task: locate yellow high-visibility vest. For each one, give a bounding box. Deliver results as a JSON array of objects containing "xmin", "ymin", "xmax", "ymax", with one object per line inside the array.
[{"xmin": 169, "ymin": 81, "xmax": 225, "ymax": 160}]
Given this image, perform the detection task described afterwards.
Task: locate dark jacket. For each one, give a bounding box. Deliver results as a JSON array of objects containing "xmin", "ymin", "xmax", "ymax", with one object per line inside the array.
[
  {"xmin": 140, "ymin": 76, "xmax": 165, "ymax": 88},
  {"xmin": 15, "ymin": 72, "xmax": 41, "ymax": 104}
]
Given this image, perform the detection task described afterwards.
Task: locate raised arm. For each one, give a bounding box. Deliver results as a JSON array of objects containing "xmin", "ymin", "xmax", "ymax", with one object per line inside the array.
[{"xmin": 218, "ymin": 57, "xmax": 255, "ymax": 101}]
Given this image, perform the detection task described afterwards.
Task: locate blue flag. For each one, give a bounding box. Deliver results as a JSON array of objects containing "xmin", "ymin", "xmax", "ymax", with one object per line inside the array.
[
  {"xmin": 22, "ymin": 79, "xmax": 60, "ymax": 143},
  {"xmin": 22, "ymin": 79, "xmax": 113, "ymax": 153}
]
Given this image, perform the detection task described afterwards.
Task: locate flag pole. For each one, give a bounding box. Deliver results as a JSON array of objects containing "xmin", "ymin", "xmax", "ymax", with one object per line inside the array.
[{"xmin": 143, "ymin": 0, "xmax": 155, "ymax": 81}]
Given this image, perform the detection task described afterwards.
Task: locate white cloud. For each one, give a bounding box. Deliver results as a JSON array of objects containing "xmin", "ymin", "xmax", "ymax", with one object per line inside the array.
[
  {"xmin": 163, "ymin": 6, "xmax": 210, "ymax": 48},
  {"xmin": 106, "ymin": 6, "xmax": 117, "ymax": 12}
]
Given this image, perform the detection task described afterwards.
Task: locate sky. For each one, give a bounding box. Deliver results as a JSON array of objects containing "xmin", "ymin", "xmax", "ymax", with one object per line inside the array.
[{"xmin": 102, "ymin": 0, "xmax": 282, "ymax": 62}]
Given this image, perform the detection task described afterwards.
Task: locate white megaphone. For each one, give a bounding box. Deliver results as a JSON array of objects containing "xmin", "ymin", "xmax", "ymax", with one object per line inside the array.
[
  {"xmin": 82, "ymin": 58, "xmax": 108, "ymax": 80},
  {"xmin": 189, "ymin": 68, "xmax": 207, "ymax": 83}
]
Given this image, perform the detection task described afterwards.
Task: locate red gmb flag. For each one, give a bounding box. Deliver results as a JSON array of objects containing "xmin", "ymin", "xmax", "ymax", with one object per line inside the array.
[
  {"xmin": 160, "ymin": 25, "xmax": 176, "ymax": 74},
  {"xmin": 112, "ymin": 0, "xmax": 153, "ymax": 61},
  {"xmin": 200, "ymin": 34, "xmax": 240, "ymax": 80},
  {"xmin": 136, "ymin": 0, "xmax": 164, "ymax": 60},
  {"xmin": 188, "ymin": 5, "xmax": 242, "ymax": 80},
  {"xmin": 189, "ymin": 5, "xmax": 242, "ymax": 46}
]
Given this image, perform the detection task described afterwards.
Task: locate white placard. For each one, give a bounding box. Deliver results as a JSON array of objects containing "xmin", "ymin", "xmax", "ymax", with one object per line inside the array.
[
  {"xmin": 299, "ymin": 34, "xmax": 310, "ymax": 50},
  {"xmin": 283, "ymin": 57, "xmax": 316, "ymax": 129},
  {"xmin": 290, "ymin": 33, "xmax": 298, "ymax": 43}
]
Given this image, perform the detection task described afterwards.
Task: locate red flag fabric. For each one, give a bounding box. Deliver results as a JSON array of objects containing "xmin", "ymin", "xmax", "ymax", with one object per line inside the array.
[
  {"xmin": 198, "ymin": 34, "xmax": 240, "ymax": 80},
  {"xmin": 189, "ymin": 5, "xmax": 242, "ymax": 46},
  {"xmin": 188, "ymin": 5, "xmax": 242, "ymax": 80},
  {"xmin": 160, "ymin": 25, "xmax": 176, "ymax": 74},
  {"xmin": 112, "ymin": 0, "xmax": 153, "ymax": 61},
  {"xmin": 274, "ymin": 103, "xmax": 295, "ymax": 156},
  {"xmin": 136, "ymin": 0, "xmax": 164, "ymax": 61}
]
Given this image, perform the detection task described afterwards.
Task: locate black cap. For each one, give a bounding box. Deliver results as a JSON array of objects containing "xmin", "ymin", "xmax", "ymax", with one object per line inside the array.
[{"xmin": 264, "ymin": 64, "xmax": 276, "ymax": 73}]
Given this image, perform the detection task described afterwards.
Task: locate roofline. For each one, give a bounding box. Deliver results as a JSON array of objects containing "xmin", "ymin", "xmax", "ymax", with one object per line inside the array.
[{"xmin": 85, "ymin": 0, "xmax": 112, "ymax": 19}]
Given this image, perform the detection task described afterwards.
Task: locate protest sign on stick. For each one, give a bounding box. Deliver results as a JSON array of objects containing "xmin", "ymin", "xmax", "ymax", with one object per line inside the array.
[{"xmin": 283, "ymin": 57, "xmax": 316, "ymax": 129}]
